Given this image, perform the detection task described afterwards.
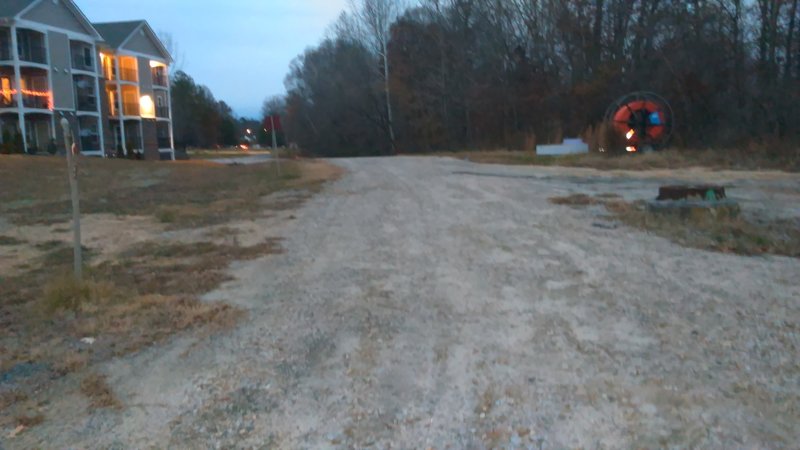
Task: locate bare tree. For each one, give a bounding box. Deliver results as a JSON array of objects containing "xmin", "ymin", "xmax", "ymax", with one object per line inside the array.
[
  {"xmin": 348, "ymin": 0, "xmax": 406, "ymax": 152},
  {"xmin": 158, "ymin": 31, "xmax": 186, "ymax": 74}
]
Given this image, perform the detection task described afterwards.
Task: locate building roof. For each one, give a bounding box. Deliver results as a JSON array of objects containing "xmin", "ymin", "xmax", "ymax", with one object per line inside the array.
[
  {"xmin": 1, "ymin": 0, "xmax": 101, "ymax": 39},
  {"xmin": 92, "ymin": 20, "xmax": 146, "ymax": 48},
  {"xmin": 0, "ymin": 0, "xmax": 36, "ymax": 18}
]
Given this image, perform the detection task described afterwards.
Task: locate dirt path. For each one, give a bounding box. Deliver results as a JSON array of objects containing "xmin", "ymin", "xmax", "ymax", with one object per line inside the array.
[{"xmin": 9, "ymin": 157, "xmax": 799, "ymax": 449}]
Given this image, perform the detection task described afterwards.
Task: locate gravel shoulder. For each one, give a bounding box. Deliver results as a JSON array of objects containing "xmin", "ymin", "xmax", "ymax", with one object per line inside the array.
[{"xmin": 8, "ymin": 156, "xmax": 799, "ymax": 449}]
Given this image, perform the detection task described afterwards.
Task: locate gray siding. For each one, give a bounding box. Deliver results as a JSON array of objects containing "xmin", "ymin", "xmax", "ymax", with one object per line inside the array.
[
  {"xmin": 22, "ymin": 0, "xmax": 92, "ymax": 36},
  {"xmin": 122, "ymin": 30, "xmax": 164, "ymax": 59},
  {"xmin": 141, "ymin": 119, "xmax": 158, "ymax": 160},
  {"xmin": 137, "ymin": 56, "xmax": 152, "ymax": 95},
  {"xmin": 47, "ymin": 30, "xmax": 74, "ymax": 110}
]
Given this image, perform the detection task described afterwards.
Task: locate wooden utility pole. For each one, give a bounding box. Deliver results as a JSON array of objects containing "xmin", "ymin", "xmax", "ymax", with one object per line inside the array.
[
  {"xmin": 270, "ymin": 115, "xmax": 280, "ymax": 176},
  {"xmin": 61, "ymin": 118, "xmax": 82, "ymax": 280}
]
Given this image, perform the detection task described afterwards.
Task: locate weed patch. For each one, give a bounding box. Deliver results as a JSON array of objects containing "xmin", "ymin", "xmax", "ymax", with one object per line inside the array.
[
  {"xmin": 0, "ymin": 235, "xmax": 25, "ymax": 246},
  {"xmin": 549, "ymin": 194, "xmax": 602, "ymax": 207},
  {"xmin": 80, "ymin": 373, "xmax": 120, "ymax": 409},
  {"xmin": 609, "ymin": 201, "xmax": 800, "ymax": 257}
]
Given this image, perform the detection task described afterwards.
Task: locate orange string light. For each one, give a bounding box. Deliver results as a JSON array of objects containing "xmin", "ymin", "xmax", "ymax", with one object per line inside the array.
[
  {"xmin": 1, "ymin": 88, "xmax": 52, "ymax": 98},
  {"xmin": 1, "ymin": 88, "xmax": 54, "ymax": 110}
]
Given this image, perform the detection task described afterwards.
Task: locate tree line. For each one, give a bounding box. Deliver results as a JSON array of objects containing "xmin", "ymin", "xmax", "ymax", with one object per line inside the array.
[
  {"xmin": 280, "ymin": 0, "xmax": 800, "ymax": 157},
  {"xmin": 170, "ymin": 71, "xmax": 239, "ymax": 149}
]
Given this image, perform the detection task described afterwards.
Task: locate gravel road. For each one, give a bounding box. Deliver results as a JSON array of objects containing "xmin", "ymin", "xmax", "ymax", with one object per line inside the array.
[{"xmin": 9, "ymin": 157, "xmax": 799, "ymax": 449}]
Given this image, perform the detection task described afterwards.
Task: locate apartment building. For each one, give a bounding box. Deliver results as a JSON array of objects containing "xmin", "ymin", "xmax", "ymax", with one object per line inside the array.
[{"xmin": 0, "ymin": 0, "xmax": 174, "ymax": 160}]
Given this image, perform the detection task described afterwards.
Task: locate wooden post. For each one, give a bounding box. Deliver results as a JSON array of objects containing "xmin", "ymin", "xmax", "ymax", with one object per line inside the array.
[{"xmin": 61, "ymin": 118, "xmax": 82, "ymax": 280}]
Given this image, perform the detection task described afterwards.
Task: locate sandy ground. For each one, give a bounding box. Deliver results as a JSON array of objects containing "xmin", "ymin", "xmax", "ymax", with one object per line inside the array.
[{"xmin": 5, "ymin": 157, "xmax": 800, "ymax": 449}]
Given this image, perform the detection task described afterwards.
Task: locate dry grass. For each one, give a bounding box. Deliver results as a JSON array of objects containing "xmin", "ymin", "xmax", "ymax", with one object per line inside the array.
[
  {"xmin": 80, "ymin": 373, "xmax": 120, "ymax": 409},
  {"xmin": 550, "ymin": 193, "xmax": 800, "ymax": 257},
  {"xmin": 0, "ymin": 235, "xmax": 26, "ymax": 246},
  {"xmin": 0, "ymin": 238, "xmax": 278, "ymax": 375},
  {"xmin": 435, "ymin": 146, "xmax": 800, "ymax": 172},
  {"xmin": 15, "ymin": 414, "xmax": 45, "ymax": 428},
  {"xmin": 608, "ymin": 201, "xmax": 800, "ymax": 257},
  {"xmin": 0, "ymin": 155, "xmax": 340, "ymax": 424},
  {"xmin": 548, "ymin": 194, "xmax": 602, "ymax": 207},
  {"xmin": 0, "ymin": 156, "xmax": 302, "ymax": 227}
]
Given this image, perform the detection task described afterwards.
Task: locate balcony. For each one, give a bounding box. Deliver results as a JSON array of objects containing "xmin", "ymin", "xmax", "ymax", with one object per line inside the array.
[
  {"xmin": 19, "ymin": 45, "xmax": 46, "ymax": 65},
  {"xmin": 17, "ymin": 29, "xmax": 47, "ymax": 65},
  {"xmin": 74, "ymin": 76, "xmax": 96, "ymax": 111},
  {"xmin": 80, "ymin": 135, "xmax": 100, "ymax": 152},
  {"xmin": 119, "ymin": 68, "xmax": 137, "ymax": 82},
  {"xmin": 157, "ymin": 136, "xmax": 171, "ymax": 148},
  {"xmin": 1, "ymin": 72, "xmax": 14, "ymax": 107},
  {"xmin": 23, "ymin": 93, "xmax": 50, "ymax": 109},
  {"xmin": 152, "ymin": 73, "xmax": 168, "ymax": 87},
  {"xmin": 72, "ymin": 55, "xmax": 94, "ymax": 72},
  {"xmin": 71, "ymin": 43, "xmax": 94, "ymax": 72},
  {"xmin": 122, "ymin": 102, "xmax": 139, "ymax": 116},
  {"xmin": 0, "ymin": 95, "xmax": 15, "ymax": 108},
  {"xmin": 0, "ymin": 29, "xmax": 10, "ymax": 61},
  {"xmin": 156, "ymin": 106, "xmax": 169, "ymax": 118},
  {"xmin": 76, "ymin": 95, "xmax": 97, "ymax": 112},
  {"xmin": 151, "ymin": 66, "xmax": 168, "ymax": 87}
]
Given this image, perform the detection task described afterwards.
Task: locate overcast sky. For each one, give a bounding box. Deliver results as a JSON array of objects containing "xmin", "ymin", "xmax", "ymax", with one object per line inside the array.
[{"xmin": 78, "ymin": 0, "xmax": 349, "ymax": 118}]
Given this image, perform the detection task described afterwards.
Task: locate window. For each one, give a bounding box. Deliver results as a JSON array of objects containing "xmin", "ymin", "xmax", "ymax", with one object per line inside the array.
[
  {"xmin": 83, "ymin": 47, "xmax": 92, "ymax": 68},
  {"xmin": 156, "ymin": 96, "xmax": 163, "ymax": 107}
]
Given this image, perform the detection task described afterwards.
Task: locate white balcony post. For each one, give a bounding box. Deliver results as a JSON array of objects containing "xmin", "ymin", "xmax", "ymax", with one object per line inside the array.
[
  {"xmin": 113, "ymin": 54, "xmax": 126, "ymax": 155},
  {"xmin": 10, "ymin": 25, "xmax": 28, "ymax": 153},
  {"xmin": 167, "ymin": 68, "xmax": 175, "ymax": 160},
  {"xmin": 91, "ymin": 43, "xmax": 105, "ymax": 157}
]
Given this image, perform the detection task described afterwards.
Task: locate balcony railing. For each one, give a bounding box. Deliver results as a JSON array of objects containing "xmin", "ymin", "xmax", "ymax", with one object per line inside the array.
[
  {"xmin": 122, "ymin": 102, "xmax": 139, "ymax": 116},
  {"xmin": 156, "ymin": 106, "xmax": 169, "ymax": 118},
  {"xmin": 72, "ymin": 55, "xmax": 94, "ymax": 72},
  {"xmin": 152, "ymin": 72, "xmax": 168, "ymax": 87},
  {"xmin": 119, "ymin": 68, "xmax": 137, "ymax": 82},
  {"xmin": 80, "ymin": 136, "xmax": 100, "ymax": 152},
  {"xmin": 23, "ymin": 93, "xmax": 49, "ymax": 109},
  {"xmin": 0, "ymin": 95, "xmax": 16, "ymax": 108},
  {"xmin": 76, "ymin": 95, "xmax": 97, "ymax": 111},
  {"xmin": 19, "ymin": 46, "xmax": 47, "ymax": 64},
  {"xmin": 157, "ymin": 136, "xmax": 171, "ymax": 149}
]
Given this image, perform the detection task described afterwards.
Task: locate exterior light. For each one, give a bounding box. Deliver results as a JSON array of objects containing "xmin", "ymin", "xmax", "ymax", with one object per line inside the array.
[
  {"xmin": 149, "ymin": 60, "xmax": 165, "ymax": 68},
  {"xmin": 626, "ymin": 146, "xmax": 637, "ymax": 153},
  {"xmin": 626, "ymin": 129, "xmax": 635, "ymax": 140},
  {"xmin": 139, "ymin": 95, "xmax": 155, "ymax": 118}
]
